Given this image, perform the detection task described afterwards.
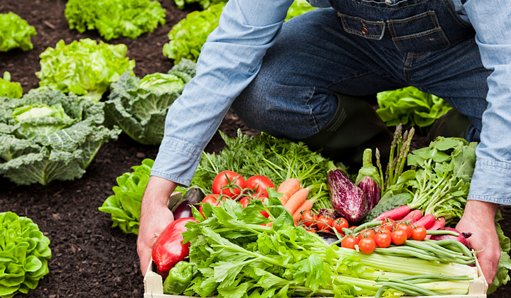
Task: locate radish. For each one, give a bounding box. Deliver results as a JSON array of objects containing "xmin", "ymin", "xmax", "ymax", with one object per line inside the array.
[
  {"xmin": 425, "ymin": 217, "xmax": 445, "ymax": 239},
  {"xmin": 413, "ymin": 214, "xmax": 436, "ymax": 229},
  {"xmin": 375, "ymin": 205, "xmax": 411, "ymax": 221},
  {"xmin": 430, "ymin": 227, "xmax": 471, "ymax": 248},
  {"xmin": 400, "ymin": 209, "xmax": 422, "ymax": 224}
]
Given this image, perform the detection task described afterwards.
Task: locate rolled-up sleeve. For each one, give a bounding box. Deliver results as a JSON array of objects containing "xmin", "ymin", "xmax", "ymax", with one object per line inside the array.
[
  {"xmin": 463, "ymin": 0, "xmax": 511, "ymax": 205},
  {"xmin": 151, "ymin": 0, "xmax": 293, "ymax": 185}
]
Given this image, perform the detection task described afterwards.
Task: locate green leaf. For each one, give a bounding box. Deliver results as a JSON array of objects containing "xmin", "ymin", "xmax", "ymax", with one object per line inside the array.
[
  {"xmin": 0, "ymin": 72, "xmax": 23, "ymax": 98},
  {"xmin": 0, "ymin": 13, "xmax": 36, "ymax": 52}
]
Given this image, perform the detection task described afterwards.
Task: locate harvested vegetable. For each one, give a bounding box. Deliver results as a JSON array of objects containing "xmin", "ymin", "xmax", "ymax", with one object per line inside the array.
[
  {"xmin": 0, "ymin": 12, "xmax": 36, "ymax": 52},
  {"xmin": 0, "ymin": 72, "xmax": 23, "ymax": 98},
  {"xmin": 163, "ymin": 261, "xmax": 196, "ymax": 295},
  {"xmin": 328, "ymin": 168, "xmax": 368, "ymax": 224}
]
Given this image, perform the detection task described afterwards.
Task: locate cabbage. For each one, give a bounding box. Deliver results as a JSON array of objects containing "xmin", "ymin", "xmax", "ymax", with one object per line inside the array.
[
  {"xmin": 0, "ymin": 212, "xmax": 51, "ymax": 298},
  {"xmin": 0, "ymin": 72, "xmax": 23, "ymax": 99},
  {"xmin": 36, "ymin": 39, "xmax": 136, "ymax": 102},
  {"xmin": 0, "ymin": 88, "xmax": 120, "ymax": 185},
  {"xmin": 0, "ymin": 12, "xmax": 36, "ymax": 52},
  {"xmin": 105, "ymin": 59, "xmax": 196, "ymax": 145},
  {"xmin": 65, "ymin": 0, "xmax": 166, "ymax": 40}
]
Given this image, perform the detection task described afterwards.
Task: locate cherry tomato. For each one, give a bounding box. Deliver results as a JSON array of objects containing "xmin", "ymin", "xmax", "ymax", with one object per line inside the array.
[
  {"xmin": 375, "ymin": 227, "xmax": 392, "ymax": 237},
  {"xmin": 395, "ymin": 223, "xmax": 413, "ymax": 239},
  {"xmin": 245, "ymin": 175, "xmax": 274, "ymax": 197},
  {"xmin": 212, "ymin": 170, "xmax": 246, "ymax": 198},
  {"xmin": 359, "ymin": 238, "xmax": 376, "ymax": 254},
  {"xmin": 391, "ymin": 229, "xmax": 408, "ymax": 245},
  {"xmin": 341, "ymin": 235, "xmax": 358, "ymax": 249},
  {"xmin": 374, "ymin": 232, "xmax": 392, "ymax": 248},
  {"xmin": 333, "ymin": 218, "xmax": 349, "ymax": 233},
  {"xmin": 358, "ymin": 229, "xmax": 376, "ymax": 240},
  {"xmin": 411, "ymin": 226, "xmax": 427, "ymax": 241},
  {"xmin": 316, "ymin": 215, "xmax": 332, "ymax": 231},
  {"xmin": 239, "ymin": 197, "xmax": 250, "ymax": 208},
  {"xmin": 301, "ymin": 211, "xmax": 316, "ymax": 227},
  {"xmin": 199, "ymin": 194, "xmax": 220, "ymax": 218}
]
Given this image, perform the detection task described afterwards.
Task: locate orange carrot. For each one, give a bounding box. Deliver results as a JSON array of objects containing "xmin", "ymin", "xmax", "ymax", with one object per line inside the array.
[
  {"xmin": 292, "ymin": 199, "xmax": 313, "ymax": 224},
  {"xmin": 284, "ymin": 187, "xmax": 309, "ymax": 215},
  {"xmin": 277, "ymin": 178, "xmax": 301, "ymax": 205}
]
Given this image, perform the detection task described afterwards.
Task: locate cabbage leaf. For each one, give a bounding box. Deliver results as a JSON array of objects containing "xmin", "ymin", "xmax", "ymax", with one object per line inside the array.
[
  {"xmin": 65, "ymin": 0, "xmax": 166, "ymax": 40},
  {"xmin": 105, "ymin": 59, "xmax": 196, "ymax": 145},
  {"xmin": 0, "ymin": 12, "xmax": 36, "ymax": 52},
  {"xmin": 0, "ymin": 212, "xmax": 51, "ymax": 298},
  {"xmin": 0, "ymin": 88, "xmax": 120, "ymax": 185},
  {"xmin": 0, "ymin": 72, "xmax": 23, "ymax": 99},
  {"xmin": 37, "ymin": 39, "xmax": 135, "ymax": 102}
]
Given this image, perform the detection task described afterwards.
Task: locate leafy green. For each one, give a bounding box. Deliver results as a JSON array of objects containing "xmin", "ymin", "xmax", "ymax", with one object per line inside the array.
[
  {"xmin": 173, "ymin": 0, "xmax": 226, "ymax": 9},
  {"xmin": 0, "ymin": 12, "xmax": 36, "ymax": 52},
  {"xmin": 0, "ymin": 88, "xmax": 120, "ymax": 185},
  {"xmin": 99, "ymin": 159, "xmax": 153, "ymax": 234},
  {"xmin": 179, "ymin": 198, "xmax": 477, "ymax": 297},
  {"xmin": 37, "ymin": 38, "xmax": 136, "ymax": 102},
  {"xmin": 105, "ymin": 59, "xmax": 196, "ymax": 145},
  {"xmin": 163, "ymin": 3, "xmax": 225, "ymax": 63},
  {"xmin": 65, "ymin": 0, "xmax": 166, "ymax": 40},
  {"xmin": 0, "ymin": 212, "xmax": 51, "ymax": 298},
  {"xmin": 376, "ymin": 86, "xmax": 452, "ymax": 128},
  {"xmin": 285, "ymin": 0, "xmax": 316, "ymax": 21},
  {"xmin": 407, "ymin": 137, "xmax": 477, "ymax": 224},
  {"xmin": 488, "ymin": 211, "xmax": 511, "ymax": 294},
  {"xmin": 0, "ymin": 72, "xmax": 23, "ymax": 99},
  {"xmin": 191, "ymin": 130, "xmax": 337, "ymax": 211}
]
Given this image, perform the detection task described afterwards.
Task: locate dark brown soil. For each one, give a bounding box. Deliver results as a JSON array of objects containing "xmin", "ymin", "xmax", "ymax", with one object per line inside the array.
[{"xmin": 0, "ymin": 1, "xmax": 510, "ymax": 297}]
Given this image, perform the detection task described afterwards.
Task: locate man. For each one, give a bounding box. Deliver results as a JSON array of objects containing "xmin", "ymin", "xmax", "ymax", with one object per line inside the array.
[{"xmin": 138, "ymin": 0, "xmax": 510, "ymax": 286}]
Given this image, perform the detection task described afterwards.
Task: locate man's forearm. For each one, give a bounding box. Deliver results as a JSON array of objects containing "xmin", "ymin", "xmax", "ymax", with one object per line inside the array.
[{"xmin": 142, "ymin": 176, "xmax": 177, "ymax": 209}]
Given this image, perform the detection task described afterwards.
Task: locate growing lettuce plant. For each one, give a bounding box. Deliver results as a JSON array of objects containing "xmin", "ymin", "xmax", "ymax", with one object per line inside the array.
[
  {"xmin": 173, "ymin": 0, "xmax": 226, "ymax": 9},
  {"xmin": 0, "ymin": 12, "xmax": 36, "ymax": 52},
  {"xmin": 65, "ymin": 0, "xmax": 166, "ymax": 40},
  {"xmin": 0, "ymin": 72, "xmax": 23, "ymax": 98},
  {"xmin": 105, "ymin": 59, "xmax": 196, "ymax": 145},
  {"xmin": 0, "ymin": 88, "xmax": 120, "ymax": 185},
  {"xmin": 37, "ymin": 38, "xmax": 135, "ymax": 102},
  {"xmin": 0, "ymin": 212, "xmax": 52, "ymax": 298}
]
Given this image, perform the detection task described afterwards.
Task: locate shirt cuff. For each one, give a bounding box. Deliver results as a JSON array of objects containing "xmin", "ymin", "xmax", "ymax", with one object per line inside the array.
[
  {"xmin": 150, "ymin": 136, "xmax": 203, "ymax": 186},
  {"xmin": 467, "ymin": 158, "xmax": 511, "ymax": 205}
]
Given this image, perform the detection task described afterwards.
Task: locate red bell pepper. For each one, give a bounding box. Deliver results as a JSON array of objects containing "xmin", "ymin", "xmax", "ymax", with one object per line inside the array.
[{"xmin": 152, "ymin": 217, "xmax": 196, "ymax": 275}]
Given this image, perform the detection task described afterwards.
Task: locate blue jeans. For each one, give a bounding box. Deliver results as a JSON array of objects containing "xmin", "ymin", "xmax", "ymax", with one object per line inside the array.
[{"xmin": 232, "ymin": 0, "xmax": 490, "ymax": 158}]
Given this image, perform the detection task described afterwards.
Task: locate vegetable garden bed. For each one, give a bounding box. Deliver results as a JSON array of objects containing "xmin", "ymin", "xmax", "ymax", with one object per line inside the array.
[{"xmin": 0, "ymin": 0, "xmax": 511, "ymax": 297}]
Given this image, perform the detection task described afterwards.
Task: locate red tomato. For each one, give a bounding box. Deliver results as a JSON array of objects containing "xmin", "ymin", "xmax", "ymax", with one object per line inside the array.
[
  {"xmin": 316, "ymin": 215, "xmax": 332, "ymax": 231},
  {"xmin": 391, "ymin": 229, "xmax": 408, "ymax": 245},
  {"xmin": 333, "ymin": 218, "xmax": 349, "ymax": 233},
  {"xmin": 199, "ymin": 194, "xmax": 220, "ymax": 218},
  {"xmin": 245, "ymin": 175, "xmax": 274, "ymax": 197},
  {"xmin": 239, "ymin": 197, "xmax": 250, "ymax": 208},
  {"xmin": 411, "ymin": 226, "xmax": 427, "ymax": 241},
  {"xmin": 395, "ymin": 223, "xmax": 413, "ymax": 239},
  {"xmin": 301, "ymin": 211, "xmax": 316, "ymax": 227},
  {"xmin": 341, "ymin": 235, "xmax": 358, "ymax": 249},
  {"xmin": 212, "ymin": 170, "xmax": 246, "ymax": 198},
  {"xmin": 358, "ymin": 229, "xmax": 376, "ymax": 241},
  {"xmin": 359, "ymin": 238, "xmax": 376, "ymax": 254},
  {"xmin": 374, "ymin": 232, "xmax": 392, "ymax": 248}
]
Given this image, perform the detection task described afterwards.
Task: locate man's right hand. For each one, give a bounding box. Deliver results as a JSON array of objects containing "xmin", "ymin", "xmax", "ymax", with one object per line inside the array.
[{"xmin": 137, "ymin": 176, "xmax": 176, "ymax": 276}]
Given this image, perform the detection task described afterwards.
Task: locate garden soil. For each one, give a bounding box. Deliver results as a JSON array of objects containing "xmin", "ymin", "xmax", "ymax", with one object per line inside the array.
[{"xmin": 0, "ymin": 1, "xmax": 510, "ymax": 297}]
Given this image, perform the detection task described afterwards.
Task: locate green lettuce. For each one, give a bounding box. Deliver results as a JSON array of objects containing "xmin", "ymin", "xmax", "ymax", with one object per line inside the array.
[
  {"xmin": 0, "ymin": 88, "xmax": 120, "ymax": 185},
  {"xmin": 0, "ymin": 72, "xmax": 23, "ymax": 99},
  {"xmin": 173, "ymin": 0, "xmax": 226, "ymax": 9},
  {"xmin": 285, "ymin": 0, "xmax": 316, "ymax": 21},
  {"xmin": 99, "ymin": 159, "xmax": 153, "ymax": 235},
  {"xmin": 105, "ymin": 59, "xmax": 196, "ymax": 145},
  {"xmin": 37, "ymin": 38, "xmax": 135, "ymax": 102},
  {"xmin": 65, "ymin": 0, "xmax": 166, "ymax": 40},
  {"xmin": 0, "ymin": 12, "xmax": 36, "ymax": 52},
  {"xmin": 0, "ymin": 212, "xmax": 51, "ymax": 298},
  {"xmin": 376, "ymin": 86, "xmax": 452, "ymax": 127}
]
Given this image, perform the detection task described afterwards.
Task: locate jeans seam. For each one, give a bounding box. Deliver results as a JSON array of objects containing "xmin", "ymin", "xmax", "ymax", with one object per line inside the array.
[
  {"xmin": 304, "ymin": 86, "xmax": 321, "ymax": 133},
  {"xmin": 441, "ymin": 0, "xmax": 472, "ymax": 28}
]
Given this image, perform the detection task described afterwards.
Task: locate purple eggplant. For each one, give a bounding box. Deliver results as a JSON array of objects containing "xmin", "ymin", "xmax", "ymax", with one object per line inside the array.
[
  {"xmin": 357, "ymin": 177, "xmax": 380, "ymax": 210},
  {"xmin": 328, "ymin": 169, "xmax": 368, "ymax": 224},
  {"xmin": 355, "ymin": 149, "xmax": 381, "ymax": 211},
  {"xmin": 169, "ymin": 187, "xmax": 205, "ymax": 219}
]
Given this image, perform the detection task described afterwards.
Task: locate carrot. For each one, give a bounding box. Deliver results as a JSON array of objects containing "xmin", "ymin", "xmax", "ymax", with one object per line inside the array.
[
  {"xmin": 277, "ymin": 178, "xmax": 301, "ymax": 205},
  {"xmin": 284, "ymin": 187, "xmax": 309, "ymax": 215},
  {"xmin": 292, "ymin": 199, "xmax": 313, "ymax": 224}
]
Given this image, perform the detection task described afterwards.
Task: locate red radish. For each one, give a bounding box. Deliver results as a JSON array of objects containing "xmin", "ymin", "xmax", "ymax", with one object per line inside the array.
[
  {"xmin": 425, "ymin": 217, "xmax": 446, "ymax": 239},
  {"xmin": 401, "ymin": 209, "xmax": 422, "ymax": 224},
  {"xmin": 430, "ymin": 227, "xmax": 471, "ymax": 248},
  {"xmin": 375, "ymin": 205, "xmax": 411, "ymax": 221},
  {"xmin": 414, "ymin": 214, "xmax": 436, "ymax": 229}
]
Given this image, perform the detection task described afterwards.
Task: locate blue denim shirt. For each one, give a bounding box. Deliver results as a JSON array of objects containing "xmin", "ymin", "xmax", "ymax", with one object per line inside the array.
[{"xmin": 152, "ymin": 0, "xmax": 511, "ymax": 205}]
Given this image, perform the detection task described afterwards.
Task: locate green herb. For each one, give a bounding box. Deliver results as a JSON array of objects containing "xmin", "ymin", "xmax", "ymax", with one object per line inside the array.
[
  {"xmin": 0, "ymin": 12, "xmax": 36, "ymax": 52},
  {"xmin": 65, "ymin": 0, "xmax": 166, "ymax": 40},
  {"xmin": 0, "ymin": 212, "xmax": 52, "ymax": 298},
  {"xmin": 376, "ymin": 86, "xmax": 452, "ymax": 128},
  {"xmin": 0, "ymin": 72, "xmax": 23, "ymax": 99},
  {"xmin": 37, "ymin": 38, "xmax": 135, "ymax": 102}
]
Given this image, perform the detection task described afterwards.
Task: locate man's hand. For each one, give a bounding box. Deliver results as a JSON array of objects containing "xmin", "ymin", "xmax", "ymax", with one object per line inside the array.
[
  {"xmin": 137, "ymin": 176, "xmax": 177, "ymax": 276},
  {"xmin": 456, "ymin": 200, "xmax": 500, "ymax": 285}
]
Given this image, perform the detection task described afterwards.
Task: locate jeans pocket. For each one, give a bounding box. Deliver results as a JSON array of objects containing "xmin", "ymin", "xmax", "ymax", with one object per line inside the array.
[
  {"xmin": 337, "ymin": 12, "xmax": 386, "ymax": 40},
  {"xmin": 388, "ymin": 10, "xmax": 450, "ymax": 52}
]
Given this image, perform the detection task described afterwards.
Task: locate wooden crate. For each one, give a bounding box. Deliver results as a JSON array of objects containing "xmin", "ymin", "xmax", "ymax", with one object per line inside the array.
[{"xmin": 144, "ymin": 259, "xmax": 488, "ymax": 298}]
